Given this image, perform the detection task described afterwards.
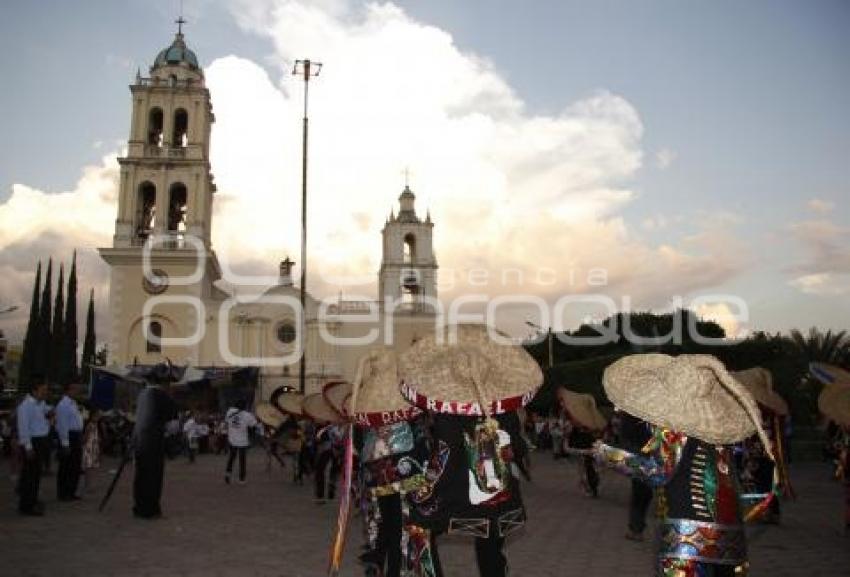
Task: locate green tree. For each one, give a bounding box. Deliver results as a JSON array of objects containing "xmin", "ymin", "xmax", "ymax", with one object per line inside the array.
[
  {"xmin": 50, "ymin": 264, "xmax": 65, "ymax": 385},
  {"xmin": 81, "ymin": 289, "xmax": 97, "ymax": 384},
  {"xmin": 18, "ymin": 261, "xmax": 42, "ymax": 389},
  {"xmin": 37, "ymin": 259, "xmax": 53, "ymax": 381},
  {"xmin": 788, "ymin": 328, "xmax": 848, "ymax": 365},
  {"xmin": 62, "ymin": 251, "xmax": 78, "ymax": 384}
]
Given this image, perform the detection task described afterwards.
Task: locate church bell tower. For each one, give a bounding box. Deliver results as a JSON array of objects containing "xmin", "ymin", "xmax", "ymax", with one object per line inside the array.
[
  {"xmin": 99, "ymin": 22, "xmax": 221, "ymax": 366},
  {"xmin": 378, "ymin": 185, "xmax": 438, "ymax": 313}
]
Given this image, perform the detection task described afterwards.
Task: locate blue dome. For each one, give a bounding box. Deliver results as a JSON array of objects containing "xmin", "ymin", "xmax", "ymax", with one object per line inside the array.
[{"xmin": 153, "ymin": 34, "xmax": 199, "ymax": 70}]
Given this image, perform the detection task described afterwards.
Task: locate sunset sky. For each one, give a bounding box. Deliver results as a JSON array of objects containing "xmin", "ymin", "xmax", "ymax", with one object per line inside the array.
[{"xmin": 0, "ymin": 0, "xmax": 848, "ymax": 342}]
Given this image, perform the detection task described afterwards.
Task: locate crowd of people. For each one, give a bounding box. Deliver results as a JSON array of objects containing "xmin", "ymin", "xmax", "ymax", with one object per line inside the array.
[{"xmin": 3, "ymin": 335, "xmax": 849, "ymax": 577}]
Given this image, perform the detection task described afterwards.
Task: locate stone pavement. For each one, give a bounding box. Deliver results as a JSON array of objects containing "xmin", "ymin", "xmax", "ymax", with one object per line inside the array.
[{"xmin": 1, "ymin": 451, "xmax": 847, "ymax": 576}]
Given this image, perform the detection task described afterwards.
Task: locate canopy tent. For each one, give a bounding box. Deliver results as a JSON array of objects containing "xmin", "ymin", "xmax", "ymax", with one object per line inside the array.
[{"xmin": 89, "ymin": 364, "xmax": 259, "ymax": 412}]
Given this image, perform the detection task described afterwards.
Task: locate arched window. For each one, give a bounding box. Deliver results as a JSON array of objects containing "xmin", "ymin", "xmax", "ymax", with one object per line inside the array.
[
  {"xmin": 172, "ymin": 108, "xmax": 189, "ymax": 147},
  {"xmin": 168, "ymin": 183, "xmax": 188, "ymax": 233},
  {"xmin": 146, "ymin": 320, "xmax": 162, "ymax": 353},
  {"xmin": 137, "ymin": 182, "xmax": 156, "ymax": 239},
  {"xmin": 148, "ymin": 108, "xmax": 164, "ymax": 146},
  {"xmin": 403, "ymin": 233, "xmax": 416, "ymax": 264}
]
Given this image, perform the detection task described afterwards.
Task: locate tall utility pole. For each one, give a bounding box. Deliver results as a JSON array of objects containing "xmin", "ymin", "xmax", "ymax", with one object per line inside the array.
[{"xmin": 293, "ymin": 59, "xmax": 322, "ymax": 394}]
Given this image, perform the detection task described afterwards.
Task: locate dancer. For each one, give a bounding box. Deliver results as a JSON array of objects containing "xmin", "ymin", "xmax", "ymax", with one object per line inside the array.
[
  {"xmin": 617, "ymin": 411, "xmax": 654, "ymax": 541},
  {"xmin": 815, "ymin": 374, "xmax": 850, "ymax": 533},
  {"xmin": 558, "ymin": 389, "xmax": 606, "ymax": 498},
  {"xmin": 132, "ymin": 363, "xmax": 178, "ymax": 519},
  {"xmin": 349, "ymin": 349, "xmax": 439, "ymax": 577},
  {"xmin": 303, "ymin": 393, "xmax": 345, "ymax": 503},
  {"xmin": 733, "ymin": 367, "xmax": 792, "ymax": 524},
  {"xmin": 400, "ymin": 324, "xmax": 543, "ymax": 577},
  {"xmin": 591, "ymin": 354, "xmax": 776, "ymax": 576}
]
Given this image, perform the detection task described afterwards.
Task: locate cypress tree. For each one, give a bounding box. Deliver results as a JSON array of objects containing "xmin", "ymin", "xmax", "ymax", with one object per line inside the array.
[
  {"xmin": 81, "ymin": 289, "xmax": 96, "ymax": 384},
  {"xmin": 63, "ymin": 251, "xmax": 79, "ymax": 384},
  {"xmin": 50, "ymin": 264, "xmax": 65, "ymax": 385},
  {"xmin": 19, "ymin": 261, "xmax": 42, "ymax": 389},
  {"xmin": 37, "ymin": 259, "xmax": 53, "ymax": 382}
]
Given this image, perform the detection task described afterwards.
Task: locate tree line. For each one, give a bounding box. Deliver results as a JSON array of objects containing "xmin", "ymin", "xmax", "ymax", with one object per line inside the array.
[{"xmin": 17, "ymin": 254, "xmax": 97, "ymax": 391}]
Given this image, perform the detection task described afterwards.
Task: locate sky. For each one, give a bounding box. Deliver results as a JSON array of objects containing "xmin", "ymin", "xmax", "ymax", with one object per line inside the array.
[{"xmin": 0, "ymin": 0, "xmax": 848, "ymax": 345}]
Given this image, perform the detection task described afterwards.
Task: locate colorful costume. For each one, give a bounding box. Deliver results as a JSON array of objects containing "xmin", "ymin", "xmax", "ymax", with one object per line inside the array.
[
  {"xmin": 594, "ymin": 354, "xmax": 777, "ymax": 577},
  {"xmin": 349, "ymin": 350, "xmax": 439, "ymax": 577},
  {"xmin": 813, "ymin": 368, "xmax": 850, "ymax": 532},
  {"xmin": 399, "ymin": 324, "xmax": 543, "ymax": 577},
  {"xmin": 558, "ymin": 389, "xmax": 606, "ymax": 498}
]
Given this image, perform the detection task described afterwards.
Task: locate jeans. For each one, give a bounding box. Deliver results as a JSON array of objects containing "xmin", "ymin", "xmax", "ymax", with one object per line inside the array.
[{"xmin": 226, "ymin": 445, "xmax": 248, "ymax": 481}]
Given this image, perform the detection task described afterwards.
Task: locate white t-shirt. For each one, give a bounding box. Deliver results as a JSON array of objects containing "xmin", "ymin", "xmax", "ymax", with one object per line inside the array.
[
  {"xmin": 226, "ymin": 408, "xmax": 258, "ymax": 448},
  {"xmin": 183, "ymin": 418, "xmax": 201, "ymax": 440}
]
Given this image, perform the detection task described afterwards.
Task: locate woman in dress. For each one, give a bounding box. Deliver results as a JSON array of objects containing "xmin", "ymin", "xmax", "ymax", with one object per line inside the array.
[{"xmin": 81, "ymin": 409, "xmax": 101, "ymax": 493}]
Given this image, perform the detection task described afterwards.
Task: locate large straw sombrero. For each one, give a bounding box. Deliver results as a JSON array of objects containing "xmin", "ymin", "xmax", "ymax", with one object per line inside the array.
[
  {"xmin": 302, "ymin": 393, "xmax": 344, "ymax": 424},
  {"xmin": 255, "ymin": 402, "xmax": 286, "ymax": 430},
  {"xmin": 810, "ymin": 362, "xmax": 850, "ymax": 387},
  {"xmin": 399, "ymin": 324, "xmax": 543, "ymax": 416},
  {"xmin": 732, "ymin": 367, "xmax": 789, "ymax": 416},
  {"xmin": 818, "ymin": 383, "xmax": 850, "ymax": 427},
  {"xmin": 557, "ymin": 388, "xmax": 607, "ymax": 431},
  {"xmin": 604, "ymin": 354, "xmax": 770, "ymax": 447},
  {"xmin": 273, "ymin": 392, "xmax": 305, "ymax": 417},
  {"xmin": 350, "ymin": 349, "xmax": 420, "ymax": 427},
  {"xmin": 323, "ymin": 381, "xmax": 353, "ymax": 418}
]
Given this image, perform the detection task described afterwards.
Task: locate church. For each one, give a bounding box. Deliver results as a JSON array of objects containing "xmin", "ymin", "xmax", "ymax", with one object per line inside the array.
[{"xmin": 98, "ymin": 28, "xmax": 439, "ymax": 400}]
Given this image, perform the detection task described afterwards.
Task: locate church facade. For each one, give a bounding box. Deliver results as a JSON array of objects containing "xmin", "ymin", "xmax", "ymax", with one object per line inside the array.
[{"xmin": 99, "ymin": 30, "xmax": 439, "ymax": 399}]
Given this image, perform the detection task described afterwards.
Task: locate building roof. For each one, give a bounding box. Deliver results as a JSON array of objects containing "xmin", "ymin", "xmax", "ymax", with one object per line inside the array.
[{"xmin": 153, "ymin": 33, "xmax": 199, "ymax": 71}]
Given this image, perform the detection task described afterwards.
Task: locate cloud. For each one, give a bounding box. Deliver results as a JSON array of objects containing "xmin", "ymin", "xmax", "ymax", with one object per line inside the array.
[
  {"xmin": 655, "ymin": 148, "xmax": 676, "ymax": 170},
  {"xmin": 789, "ymin": 273, "xmax": 850, "ymax": 296},
  {"xmin": 0, "ymin": 154, "xmax": 117, "ymax": 341},
  {"xmin": 0, "ymin": 0, "xmax": 747, "ymax": 342},
  {"xmin": 693, "ymin": 302, "xmax": 746, "ymax": 339},
  {"xmin": 807, "ymin": 198, "xmax": 835, "ymax": 214},
  {"xmin": 788, "ymin": 218, "xmax": 850, "ymax": 295}
]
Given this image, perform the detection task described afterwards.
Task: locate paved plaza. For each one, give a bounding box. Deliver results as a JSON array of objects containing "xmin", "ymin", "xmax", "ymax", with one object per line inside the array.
[{"xmin": 2, "ymin": 451, "xmax": 847, "ymax": 576}]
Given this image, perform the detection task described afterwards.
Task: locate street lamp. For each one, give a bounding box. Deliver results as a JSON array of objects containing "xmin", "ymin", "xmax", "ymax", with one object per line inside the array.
[
  {"xmin": 292, "ymin": 59, "xmax": 322, "ymax": 395},
  {"xmin": 526, "ymin": 320, "xmax": 553, "ymax": 369}
]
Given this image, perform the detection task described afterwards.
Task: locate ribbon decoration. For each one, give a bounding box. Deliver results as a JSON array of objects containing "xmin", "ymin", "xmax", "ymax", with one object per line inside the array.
[{"xmin": 328, "ymin": 424, "xmax": 354, "ymax": 576}]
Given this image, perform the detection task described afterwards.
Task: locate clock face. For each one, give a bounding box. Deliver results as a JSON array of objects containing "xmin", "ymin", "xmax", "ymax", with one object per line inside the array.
[{"xmin": 142, "ymin": 269, "xmax": 169, "ymax": 295}]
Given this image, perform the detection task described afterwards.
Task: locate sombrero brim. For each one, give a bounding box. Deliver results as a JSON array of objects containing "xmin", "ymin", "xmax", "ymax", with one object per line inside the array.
[
  {"xmin": 604, "ymin": 354, "xmax": 758, "ymax": 445},
  {"xmin": 274, "ymin": 393, "xmax": 305, "ymax": 417},
  {"xmin": 351, "ymin": 350, "xmax": 420, "ymax": 427},
  {"xmin": 399, "ymin": 324, "xmax": 543, "ymax": 416},
  {"xmin": 557, "ymin": 388, "xmax": 607, "ymax": 431},
  {"xmin": 810, "ymin": 362, "xmax": 850, "ymax": 387},
  {"xmin": 323, "ymin": 381, "xmax": 353, "ymax": 417},
  {"xmin": 302, "ymin": 393, "xmax": 344, "ymax": 424},
  {"xmin": 255, "ymin": 402, "xmax": 286, "ymax": 429},
  {"xmin": 819, "ymin": 383, "xmax": 850, "ymax": 427},
  {"xmin": 732, "ymin": 368, "xmax": 789, "ymax": 416}
]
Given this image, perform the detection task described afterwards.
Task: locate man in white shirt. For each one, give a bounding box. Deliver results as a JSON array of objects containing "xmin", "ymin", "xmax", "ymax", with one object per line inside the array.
[
  {"xmin": 16, "ymin": 376, "xmax": 50, "ymax": 516},
  {"xmin": 224, "ymin": 400, "xmax": 258, "ymax": 485},
  {"xmin": 183, "ymin": 413, "xmax": 201, "ymax": 463},
  {"xmin": 55, "ymin": 382, "xmax": 84, "ymax": 501}
]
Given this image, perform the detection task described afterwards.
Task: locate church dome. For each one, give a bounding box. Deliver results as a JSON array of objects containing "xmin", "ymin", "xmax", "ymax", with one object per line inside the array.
[{"xmin": 153, "ymin": 33, "xmax": 199, "ymax": 70}]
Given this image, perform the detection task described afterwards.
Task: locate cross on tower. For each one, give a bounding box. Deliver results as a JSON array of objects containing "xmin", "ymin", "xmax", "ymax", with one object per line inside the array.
[
  {"xmin": 402, "ymin": 167, "xmax": 412, "ymax": 188},
  {"xmin": 176, "ymin": 16, "xmax": 187, "ymax": 35}
]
